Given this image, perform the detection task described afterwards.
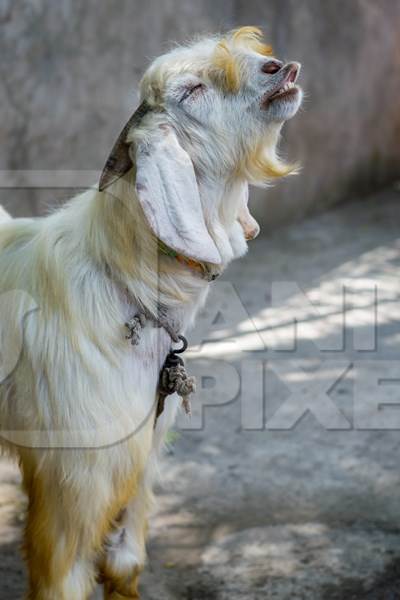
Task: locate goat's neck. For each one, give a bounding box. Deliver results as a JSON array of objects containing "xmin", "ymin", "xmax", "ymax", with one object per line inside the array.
[
  {"xmin": 88, "ymin": 182, "xmax": 209, "ymax": 317},
  {"xmin": 198, "ymin": 177, "xmax": 245, "ymax": 265}
]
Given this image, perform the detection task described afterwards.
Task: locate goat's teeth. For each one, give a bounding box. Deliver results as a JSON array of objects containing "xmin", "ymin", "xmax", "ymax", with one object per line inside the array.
[{"xmin": 273, "ymin": 82, "xmax": 295, "ymax": 98}]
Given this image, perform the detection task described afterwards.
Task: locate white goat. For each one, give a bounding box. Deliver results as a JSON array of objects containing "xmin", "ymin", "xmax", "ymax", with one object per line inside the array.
[{"xmin": 0, "ymin": 27, "xmax": 302, "ymax": 599}]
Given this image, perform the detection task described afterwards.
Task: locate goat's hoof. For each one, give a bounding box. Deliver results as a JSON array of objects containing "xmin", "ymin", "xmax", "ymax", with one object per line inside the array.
[
  {"xmin": 103, "ymin": 574, "xmax": 141, "ymax": 599},
  {"xmin": 104, "ymin": 586, "xmax": 140, "ymax": 600},
  {"xmin": 105, "ymin": 593, "xmax": 139, "ymax": 600}
]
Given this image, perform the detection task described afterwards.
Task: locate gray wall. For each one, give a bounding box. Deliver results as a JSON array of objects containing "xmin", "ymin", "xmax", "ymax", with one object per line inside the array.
[{"xmin": 1, "ymin": 0, "xmax": 400, "ymax": 228}]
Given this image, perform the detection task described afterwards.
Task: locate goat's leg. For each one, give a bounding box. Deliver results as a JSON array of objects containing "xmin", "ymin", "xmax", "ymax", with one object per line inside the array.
[
  {"xmin": 23, "ymin": 474, "xmax": 97, "ymax": 599},
  {"xmin": 21, "ymin": 453, "xmax": 140, "ymax": 600},
  {"xmin": 102, "ymin": 471, "xmax": 153, "ymax": 600}
]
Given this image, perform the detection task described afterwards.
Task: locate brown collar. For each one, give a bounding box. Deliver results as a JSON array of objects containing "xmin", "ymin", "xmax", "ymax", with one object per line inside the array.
[{"xmin": 158, "ymin": 240, "xmax": 219, "ymax": 282}]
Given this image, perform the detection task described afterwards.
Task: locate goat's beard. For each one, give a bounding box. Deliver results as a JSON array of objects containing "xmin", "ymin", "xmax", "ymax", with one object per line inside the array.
[{"xmin": 241, "ymin": 126, "xmax": 298, "ymax": 185}]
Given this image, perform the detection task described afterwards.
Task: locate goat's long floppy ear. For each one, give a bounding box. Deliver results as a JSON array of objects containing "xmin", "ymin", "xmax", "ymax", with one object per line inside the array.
[
  {"xmin": 99, "ymin": 101, "xmax": 151, "ymax": 192},
  {"xmin": 134, "ymin": 126, "xmax": 222, "ymax": 265}
]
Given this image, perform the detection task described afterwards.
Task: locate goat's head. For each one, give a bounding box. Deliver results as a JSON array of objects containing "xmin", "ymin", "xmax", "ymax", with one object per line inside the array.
[{"xmin": 100, "ymin": 27, "xmax": 303, "ymax": 267}]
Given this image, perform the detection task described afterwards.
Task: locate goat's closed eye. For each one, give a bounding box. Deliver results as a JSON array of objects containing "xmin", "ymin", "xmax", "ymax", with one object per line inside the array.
[{"xmin": 180, "ymin": 83, "xmax": 205, "ymax": 103}]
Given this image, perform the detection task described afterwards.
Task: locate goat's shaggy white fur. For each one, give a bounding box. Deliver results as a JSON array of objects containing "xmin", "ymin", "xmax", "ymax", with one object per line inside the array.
[{"xmin": 0, "ymin": 27, "xmax": 302, "ymax": 599}]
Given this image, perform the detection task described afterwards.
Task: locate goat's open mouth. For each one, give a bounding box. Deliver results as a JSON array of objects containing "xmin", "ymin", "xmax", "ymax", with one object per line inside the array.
[{"xmin": 262, "ymin": 64, "xmax": 300, "ymax": 106}]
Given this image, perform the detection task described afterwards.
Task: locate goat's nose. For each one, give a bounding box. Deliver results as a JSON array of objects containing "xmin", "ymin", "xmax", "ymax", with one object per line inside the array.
[{"xmin": 261, "ymin": 60, "xmax": 283, "ymax": 75}]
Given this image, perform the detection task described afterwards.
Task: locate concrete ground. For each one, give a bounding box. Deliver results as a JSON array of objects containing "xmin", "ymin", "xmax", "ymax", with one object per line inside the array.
[{"xmin": 1, "ymin": 187, "xmax": 400, "ymax": 599}]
